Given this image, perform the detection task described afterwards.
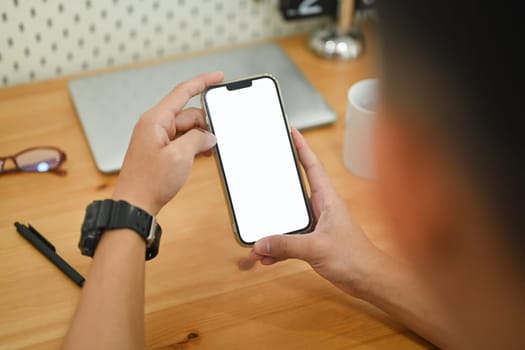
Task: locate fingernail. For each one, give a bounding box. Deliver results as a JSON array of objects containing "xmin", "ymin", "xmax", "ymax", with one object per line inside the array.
[
  {"xmin": 197, "ymin": 128, "xmax": 217, "ymax": 147},
  {"xmin": 207, "ymin": 133, "xmax": 217, "ymax": 147},
  {"xmin": 254, "ymin": 240, "xmax": 270, "ymax": 254}
]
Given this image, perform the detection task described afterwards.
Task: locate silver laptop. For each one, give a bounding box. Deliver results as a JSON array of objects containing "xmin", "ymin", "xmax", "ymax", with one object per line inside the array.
[{"xmin": 69, "ymin": 43, "xmax": 336, "ymax": 173}]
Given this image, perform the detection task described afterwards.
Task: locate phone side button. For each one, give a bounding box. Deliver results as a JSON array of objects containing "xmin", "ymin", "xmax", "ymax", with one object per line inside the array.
[{"xmin": 232, "ymin": 223, "xmax": 237, "ymax": 233}]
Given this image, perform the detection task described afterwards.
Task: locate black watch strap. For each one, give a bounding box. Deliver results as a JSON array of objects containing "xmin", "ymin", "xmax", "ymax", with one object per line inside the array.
[{"xmin": 79, "ymin": 199, "xmax": 162, "ymax": 260}]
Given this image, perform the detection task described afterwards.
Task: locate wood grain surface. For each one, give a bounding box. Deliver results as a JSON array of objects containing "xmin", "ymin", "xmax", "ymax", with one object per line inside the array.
[{"xmin": 0, "ymin": 26, "xmax": 432, "ymax": 349}]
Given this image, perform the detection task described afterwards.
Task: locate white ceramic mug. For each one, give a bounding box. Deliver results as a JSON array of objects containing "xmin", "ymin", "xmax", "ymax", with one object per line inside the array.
[{"xmin": 343, "ymin": 79, "xmax": 378, "ymax": 179}]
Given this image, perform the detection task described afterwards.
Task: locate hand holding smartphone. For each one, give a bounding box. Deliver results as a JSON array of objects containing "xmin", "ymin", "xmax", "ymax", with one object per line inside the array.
[{"xmin": 202, "ymin": 75, "xmax": 313, "ymax": 245}]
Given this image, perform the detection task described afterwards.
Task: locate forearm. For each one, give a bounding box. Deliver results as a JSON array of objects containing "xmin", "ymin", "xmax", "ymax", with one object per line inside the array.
[
  {"xmin": 62, "ymin": 230, "xmax": 146, "ymax": 350},
  {"xmin": 61, "ymin": 73, "xmax": 222, "ymax": 350},
  {"xmin": 357, "ymin": 252, "xmax": 457, "ymax": 348}
]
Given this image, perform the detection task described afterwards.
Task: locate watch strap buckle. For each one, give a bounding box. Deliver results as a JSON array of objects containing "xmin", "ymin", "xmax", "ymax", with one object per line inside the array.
[{"xmin": 146, "ymin": 216, "xmax": 157, "ymax": 247}]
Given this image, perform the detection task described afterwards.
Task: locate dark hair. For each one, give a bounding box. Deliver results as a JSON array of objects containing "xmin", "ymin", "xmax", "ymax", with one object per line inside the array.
[{"xmin": 377, "ymin": 2, "xmax": 524, "ymax": 259}]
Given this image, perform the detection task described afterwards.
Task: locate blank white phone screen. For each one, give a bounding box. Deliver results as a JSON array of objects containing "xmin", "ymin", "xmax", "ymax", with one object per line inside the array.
[{"xmin": 205, "ymin": 76, "xmax": 311, "ymax": 244}]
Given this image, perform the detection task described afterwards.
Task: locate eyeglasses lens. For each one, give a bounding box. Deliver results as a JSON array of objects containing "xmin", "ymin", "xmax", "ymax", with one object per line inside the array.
[{"xmin": 15, "ymin": 149, "xmax": 61, "ymax": 172}]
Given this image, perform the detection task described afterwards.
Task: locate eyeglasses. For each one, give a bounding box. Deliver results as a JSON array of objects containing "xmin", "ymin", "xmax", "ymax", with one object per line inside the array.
[{"xmin": 0, "ymin": 147, "xmax": 67, "ymax": 175}]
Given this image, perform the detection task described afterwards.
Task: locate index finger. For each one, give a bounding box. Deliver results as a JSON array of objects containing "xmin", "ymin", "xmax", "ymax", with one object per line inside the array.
[
  {"xmin": 157, "ymin": 71, "xmax": 224, "ymax": 117},
  {"xmin": 292, "ymin": 128, "xmax": 336, "ymax": 200}
]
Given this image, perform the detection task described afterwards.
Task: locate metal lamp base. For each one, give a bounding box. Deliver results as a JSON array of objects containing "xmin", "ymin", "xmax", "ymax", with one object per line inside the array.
[{"xmin": 309, "ymin": 26, "xmax": 365, "ymax": 60}]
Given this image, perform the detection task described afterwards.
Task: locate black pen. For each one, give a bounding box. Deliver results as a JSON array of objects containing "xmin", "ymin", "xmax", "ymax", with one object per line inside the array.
[{"xmin": 14, "ymin": 222, "xmax": 85, "ymax": 287}]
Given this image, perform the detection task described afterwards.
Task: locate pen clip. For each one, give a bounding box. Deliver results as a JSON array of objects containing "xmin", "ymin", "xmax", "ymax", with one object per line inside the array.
[{"xmin": 27, "ymin": 224, "xmax": 56, "ymax": 252}]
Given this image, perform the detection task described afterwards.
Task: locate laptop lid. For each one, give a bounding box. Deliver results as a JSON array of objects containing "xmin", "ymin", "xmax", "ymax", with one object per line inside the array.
[{"xmin": 69, "ymin": 43, "xmax": 336, "ymax": 173}]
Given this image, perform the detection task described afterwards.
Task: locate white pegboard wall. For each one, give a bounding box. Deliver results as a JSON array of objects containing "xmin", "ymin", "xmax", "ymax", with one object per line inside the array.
[{"xmin": 0, "ymin": 0, "xmax": 330, "ymax": 87}]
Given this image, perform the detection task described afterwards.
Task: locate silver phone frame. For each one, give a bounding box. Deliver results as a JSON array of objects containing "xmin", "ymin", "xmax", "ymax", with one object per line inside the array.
[{"xmin": 201, "ymin": 74, "xmax": 313, "ymax": 246}]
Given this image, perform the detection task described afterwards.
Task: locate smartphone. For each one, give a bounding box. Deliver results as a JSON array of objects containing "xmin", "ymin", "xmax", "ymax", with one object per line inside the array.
[{"xmin": 202, "ymin": 75, "xmax": 313, "ymax": 245}]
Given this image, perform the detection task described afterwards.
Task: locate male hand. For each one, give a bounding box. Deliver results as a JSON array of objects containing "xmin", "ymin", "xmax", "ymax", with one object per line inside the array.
[
  {"xmin": 250, "ymin": 129, "xmax": 385, "ymax": 296},
  {"xmin": 113, "ymin": 72, "xmax": 224, "ymax": 215}
]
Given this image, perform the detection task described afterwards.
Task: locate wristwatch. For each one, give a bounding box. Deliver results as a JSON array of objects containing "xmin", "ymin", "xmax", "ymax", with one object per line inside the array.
[{"xmin": 79, "ymin": 199, "xmax": 162, "ymax": 260}]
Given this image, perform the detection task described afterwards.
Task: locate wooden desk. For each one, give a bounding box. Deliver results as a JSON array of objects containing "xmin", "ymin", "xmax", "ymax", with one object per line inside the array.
[{"xmin": 0, "ymin": 31, "xmax": 431, "ymax": 349}]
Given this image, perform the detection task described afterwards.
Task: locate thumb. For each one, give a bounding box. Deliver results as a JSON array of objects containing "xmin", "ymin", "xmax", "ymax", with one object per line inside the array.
[
  {"xmin": 254, "ymin": 234, "xmax": 314, "ymax": 262},
  {"xmin": 172, "ymin": 128, "xmax": 217, "ymax": 156}
]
